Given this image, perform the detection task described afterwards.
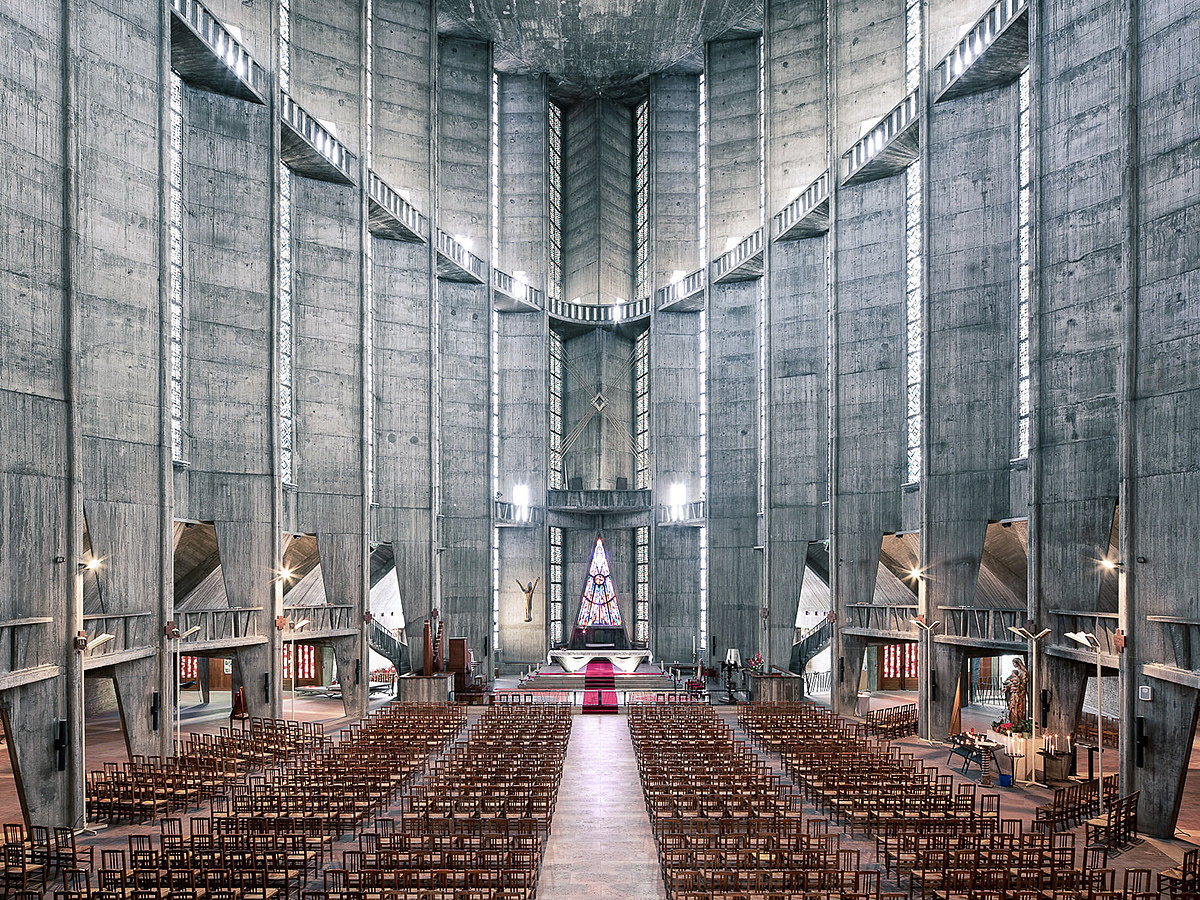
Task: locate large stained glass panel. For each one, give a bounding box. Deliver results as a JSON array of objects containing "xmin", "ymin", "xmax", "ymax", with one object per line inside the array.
[{"xmin": 576, "ymin": 536, "xmax": 624, "ymax": 628}]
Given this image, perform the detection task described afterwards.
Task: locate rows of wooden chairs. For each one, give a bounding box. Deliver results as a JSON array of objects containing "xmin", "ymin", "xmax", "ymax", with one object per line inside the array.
[
  {"xmin": 1034, "ymin": 778, "xmax": 1121, "ymax": 833},
  {"xmin": 865, "ymin": 704, "xmax": 918, "ymax": 739},
  {"xmin": 631, "ymin": 704, "xmax": 892, "ymax": 900},
  {"xmin": 1077, "ymin": 713, "xmax": 1120, "ymax": 750},
  {"xmin": 300, "ymin": 703, "xmax": 572, "ymax": 900},
  {"xmin": 1085, "ymin": 792, "xmax": 1140, "ymax": 849}
]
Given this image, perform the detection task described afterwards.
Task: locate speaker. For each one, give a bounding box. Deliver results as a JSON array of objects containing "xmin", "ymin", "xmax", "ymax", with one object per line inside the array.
[
  {"xmin": 55, "ymin": 719, "xmax": 68, "ymax": 772},
  {"xmin": 838, "ymin": 656, "xmax": 845, "ymax": 684},
  {"xmin": 1040, "ymin": 688, "xmax": 1051, "ymax": 728},
  {"xmin": 354, "ymin": 659, "xmax": 361, "ymax": 686},
  {"xmin": 930, "ymin": 672, "xmax": 938, "ymax": 703},
  {"xmin": 1135, "ymin": 716, "xmax": 1147, "ymax": 768},
  {"xmin": 263, "ymin": 672, "xmax": 271, "ymax": 704},
  {"xmin": 151, "ymin": 691, "xmax": 161, "ymax": 732}
]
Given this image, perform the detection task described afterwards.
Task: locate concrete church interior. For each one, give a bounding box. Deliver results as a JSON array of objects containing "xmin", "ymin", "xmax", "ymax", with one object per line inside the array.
[{"xmin": 1, "ymin": 0, "xmax": 1199, "ymax": 896}]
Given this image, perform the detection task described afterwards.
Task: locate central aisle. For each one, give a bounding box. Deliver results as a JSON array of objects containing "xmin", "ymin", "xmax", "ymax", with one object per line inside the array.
[{"xmin": 538, "ymin": 714, "xmax": 668, "ymax": 900}]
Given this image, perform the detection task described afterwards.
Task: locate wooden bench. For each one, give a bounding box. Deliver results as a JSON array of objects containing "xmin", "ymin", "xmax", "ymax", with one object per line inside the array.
[{"xmin": 1085, "ymin": 790, "xmax": 1139, "ymax": 848}]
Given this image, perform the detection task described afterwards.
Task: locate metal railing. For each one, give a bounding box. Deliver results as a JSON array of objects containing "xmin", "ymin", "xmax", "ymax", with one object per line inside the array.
[
  {"xmin": 655, "ymin": 499, "xmax": 707, "ymax": 525},
  {"xmin": 842, "ymin": 90, "xmax": 920, "ymax": 182},
  {"xmin": 493, "ymin": 500, "xmax": 546, "ymax": 525},
  {"xmin": 774, "ymin": 170, "xmax": 831, "ymax": 237},
  {"xmin": 655, "ymin": 267, "xmax": 706, "ymax": 309},
  {"xmin": 547, "ymin": 489, "xmax": 652, "ymax": 511},
  {"xmin": 932, "ymin": 0, "xmax": 1028, "ymax": 97},
  {"xmin": 367, "ymin": 618, "xmax": 405, "ymax": 669},
  {"xmin": 805, "ymin": 670, "xmax": 832, "ymax": 694},
  {"xmin": 170, "ymin": 0, "xmax": 266, "ymax": 99},
  {"xmin": 435, "ymin": 229, "xmax": 487, "ymax": 281},
  {"xmin": 176, "ymin": 606, "xmax": 263, "ymax": 645},
  {"xmin": 367, "ymin": 171, "xmax": 426, "ymax": 239},
  {"xmin": 712, "ymin": 228, "xmax": 764, "ymax": 281},
  {"xmin": 844, "ymin": 603, "xmax": 919, "ymax": 636},
  {"xmin": 0, "ymin": 617, "xmax": 54, "ymax": 677},
  {"xmin": 939, "ymin": 605, "xmax": 1025, "ymax": 644},
  {"xmin": 82, "ymin": 611, "xmax": 153, "ymax": 662},
  {"xmin": 492, "ymin": 268, "xmax": 545, "ymax": 309},
  {"xmin": 547, "ymin": 296, "xmax": 652, "ymax": 325},
  {"xmin": 280, "ymin": 92, "xmax": 356, "ymax": 181}
]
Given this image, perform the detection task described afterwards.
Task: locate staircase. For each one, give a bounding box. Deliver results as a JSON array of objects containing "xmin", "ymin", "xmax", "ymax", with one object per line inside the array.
[
  {"xmin": 367, "ymin": 617, "xmax": 406, "ymax": 672},
  {"xmin": 790, "ymin": 617, "xmax": 833, "ymax": 675},
  {"xmin": 581, "ymin": 661, "xmax": 618, "ymax": 714}
]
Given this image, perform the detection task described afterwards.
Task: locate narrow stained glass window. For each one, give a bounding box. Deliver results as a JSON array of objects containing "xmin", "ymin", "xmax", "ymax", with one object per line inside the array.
[
  {"xmin": 634, "ymin": 99, "xmax": 650, "ymax": 303},
  {"xmin": 548, "ymin": 102, "xmax": 563, "ymax": 302},
  {"xmin": 1016, "ymin": 69, "xmax": 1032, "ymax": 458},
  {"xmin": 635, "ymin": 526, "xmax": 649, "ymax": 644},
  {"xmin": 169, "ymin": 73, "xmax": 186, "ymax": 462},
  {"xmin": 576, "ymin": 537, "xmax": 624, "ymax": 628},
  {"xmin": 549, "ymin": 527, "xmax": 564, "ymax": 645}
]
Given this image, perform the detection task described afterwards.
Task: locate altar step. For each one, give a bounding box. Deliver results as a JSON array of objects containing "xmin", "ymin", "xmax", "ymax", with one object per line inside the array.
[
  {"xmin": 582, "ymin": 661, "xmax": 618, "ymax": 714},
  {"xmin": 520, "ymin": 672, "xmax": 676, "ymax": 693}
]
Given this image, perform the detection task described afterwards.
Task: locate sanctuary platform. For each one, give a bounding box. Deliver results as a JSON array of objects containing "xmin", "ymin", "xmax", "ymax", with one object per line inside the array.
[{"xmin": 548, "ymin": 649, "xmax": 652, "ymax": 673}]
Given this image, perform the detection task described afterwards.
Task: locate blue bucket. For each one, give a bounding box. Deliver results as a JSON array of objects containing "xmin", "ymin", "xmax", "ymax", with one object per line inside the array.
[{"xmin": 998, "ymin": 773, "xmax": 1013, "ymax": 788}]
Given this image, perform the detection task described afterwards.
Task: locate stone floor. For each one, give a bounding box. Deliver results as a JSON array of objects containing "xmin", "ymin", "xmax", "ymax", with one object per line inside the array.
[{"xmin": 538, "ymin": 714, "xmax": 667, "ymax": 900}]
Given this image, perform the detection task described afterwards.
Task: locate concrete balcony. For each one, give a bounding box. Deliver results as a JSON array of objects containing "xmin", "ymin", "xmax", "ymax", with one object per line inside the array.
[
  {"xmin": 494, "ymin": 500, "xmax": 546, "ymax": 527},
  {"xmin": 169, "ymin": 0, "xmax": 266, "ymax": 104},
  {"xmin": 842, "ymin": 90, "xmax": 920, "ymax": 186},
  {"xmin": 0, "ymin": 617, "xmax": 59, "ymax": 690},
  {"xmin": 280, "ymin": 93, "xmax": 357, "ymax": 186},
  {"xmin": 1145, "ymin": 616, "xmax": 1200, "ymax": 680},
  {"xmin": 493, "ymin": 269, "xmax": 544, "ymax": 312},
  {"xmin": 774, "ymin": 171, "xmax": 831, "ymax": 241},
  {"xmin": 435, "ymin": 230, "xmax": 487, "ymax": 284},
  {"xmin": 1047, "ymin": 608, "xmax": 1121, "ymax": 669},
  {"xmin": 935, "ymin": 605, "xmax": 1025, "ymax": 650},
  {"xmin": 367, "ymin": 172, "xmax": 426, "ymax": 243},
  {"xmin": 283, "ymin": 604, "xmax": 359, "ymax": 640},
  {"xmin": 841, "ymin": 603, "xmax": 919, "ymax": 640},
  {"xmin": 82, "ymin": 611, "xmax": 156, "ymax": 670},
  {"xmin": 656, "ymin": 268, "xmax": 706, "ymax": 312},
  {"xmin": 547, "ymin": 297, "xmax": 651, "ymax": 326},
  {"xmin": 547, "ymin": 489, "xmax": 651, "ymax": 513},
  {"xmin": 175, "ymin": 606, "xmax": 267, "ymax": 654},
  {"xmin": 933, "ymin": 0, "xmax": 1029, "ymax": 103},
  {"xmin": 712, "ymin": 228, "xmax": 764, "ymax": 284},
  {"xmin": 655, "ymin": 499, "xmax": 707, "ymax": 526}
]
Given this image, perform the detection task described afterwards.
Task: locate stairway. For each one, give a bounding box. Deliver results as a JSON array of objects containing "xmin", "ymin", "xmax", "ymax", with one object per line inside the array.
[
  {"xmin": 581, "ymin": 660, "xmax": 618, "ymax": 714},
  {"xmin": 790, "ymin": 616, "xmax": 833, "ymax": 675}
]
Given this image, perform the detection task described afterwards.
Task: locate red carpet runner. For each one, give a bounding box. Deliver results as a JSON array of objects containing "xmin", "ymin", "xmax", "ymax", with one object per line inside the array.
[{"xmin": 581, "ymin": 660, "xmax": 619, "ymax": 714}]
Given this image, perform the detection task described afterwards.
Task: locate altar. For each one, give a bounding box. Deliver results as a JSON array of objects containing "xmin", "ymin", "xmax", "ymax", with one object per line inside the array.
[{"xmin": 548, "ymin": 649, "xmax": 653, "ymax": 673}]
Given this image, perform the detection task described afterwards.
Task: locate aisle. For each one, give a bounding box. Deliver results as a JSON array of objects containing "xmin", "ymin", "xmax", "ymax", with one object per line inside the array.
[{"xmin": 538, "ymin": 714, "xmax": 667, "ymax": 900}]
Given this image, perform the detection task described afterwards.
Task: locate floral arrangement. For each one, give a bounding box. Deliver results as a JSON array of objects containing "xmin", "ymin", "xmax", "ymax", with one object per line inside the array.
[
  {"xmin": 744, "ymin": 653, "xmax": 765, "ymax": 673},
  {"xmin": 991, "ymin": 717, "xmax": 1032, "ymax": 736}
]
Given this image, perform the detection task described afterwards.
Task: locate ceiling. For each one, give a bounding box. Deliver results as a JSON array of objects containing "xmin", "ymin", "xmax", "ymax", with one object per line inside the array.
[{"xmin": 437, "ymin": 0, "xmax": 763, "ymax": 101}]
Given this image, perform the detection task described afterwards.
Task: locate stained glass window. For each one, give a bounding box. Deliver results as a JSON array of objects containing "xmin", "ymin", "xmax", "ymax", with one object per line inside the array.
[
  {"xmin": 635, "ymin": 329, "xmax": 650, "ymax": 490},
  {"xmin": 697, "ymin": 73, "xmax": 709, "ymax": 653},
  {"xmin": 279, "ymin": 163, "xmax": 295, "ymax": 485},
  {"xmin": 278, "ymin": 0, "xmax": 291, "ymax": 93},
  {"xmin": 549, "ymin": 527, "xmax": 564, "ymax": 644},
  {"xmin": 283, "ymin": 643, "xmax": 316, "ymax": 681},
  {"xmin": 758, "ymin": 39, "xmax": 767, "ymax": 513},
  {"xmin": 1016, "ymin": 70, "xmax": 1032, "ymax": 458},
  {"xmin": 882, "ymin": 643, "xmax": 919, "ymax": 680},
  {"xmin": 169, "ymin": 74, "xmax": 186, "ymax": 462},
  {"xmin": 548, "ymin": 102, "xmax": 563, "ymax": 302},
  {"xmin": 549, "ymin": 331, "xmax": 564, "ymax": 489},
  {"xmin": 180, "ymin": 655, "xmax": 198, "ymax": 680},
  {"xmin": 904, "ymin": 0, "xmax": 923, "ymax": 485},
  {"xmin": 634, "ymin": 99, "xmax": 650, "ymax": 302},
  {"xmin": 635, "ymin": 526, "xmax": 649, "ymax": 643},
  {"xmin": 576, "ymin": 537, "xmax": 624, "ymax": 628}
]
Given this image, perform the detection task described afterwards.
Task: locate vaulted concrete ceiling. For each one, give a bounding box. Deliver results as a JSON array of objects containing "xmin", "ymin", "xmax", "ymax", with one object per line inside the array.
[{"xmin": 437, "ymin": 0, "xmax": 763, "ymax": 101}]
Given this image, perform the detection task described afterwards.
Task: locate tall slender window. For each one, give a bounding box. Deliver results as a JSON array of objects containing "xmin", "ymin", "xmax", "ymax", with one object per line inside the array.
[
  {"xmin": 634, "ymin": 99, "xmax": 650, "ymax": 302},
  {"xmin": 549, "ymin": 331, "xmax": 564, "ymax": 489},
  {"xmin": 903, "ymin": 0, "xmax": 923, "ymax": 484},
  {"xmin": 697, "ymin": 73, "xmax": 709, "ymax": 653},
  {"xmin": 491, "ymin": 72, "xmax": 500, "ymax": 265},
  {"xmin": 169, "ymin": 74, "xmax": 186, "ymax": 462},
  {"xmin": 757, "ymin": 40, "xmax": 767, "ymax": 512},
  {"xmin": 490, "ymin": 71, "xmax": 501, "ymax": 654},
  {"xmin": 635, "ymin": 329, "xmax": 650, "ymax": 489},
  {"xmin": 549, "ymin": 526, "xmax": 564, "ymax": 645},
  {"xmin": 278, "ymin": 0, "xmax": 291, "ymax": 93},
  {"xmin": 1016, "ymin": 70, "xmax": 1032, "ymax": 458},
  {"xmin": 548, "ymin": 102, "xmax": 563, "ymax": 302},
  {"xmin": 365, "ymin": 0, "xmax": 375, "ymax": 503},
  {"xmin": 635, "ymin": 526, "xmax": 649, "ymax": 644},
  {"xmin": 279, "ymin": 164, "xmax": 295, "ymax": 485}
]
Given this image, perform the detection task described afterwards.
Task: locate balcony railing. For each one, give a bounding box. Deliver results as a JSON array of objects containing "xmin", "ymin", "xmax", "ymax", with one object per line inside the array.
[
  {"xmin": 655, "ymin": 500, "xmax": 707, "ymax": 525},
  {"xmin": 937, "ymin": 605, "xmax": 1025, "ymax": 646},
  {"xmin": 0, "ymin": 617, "xmax": 55, "ymax": 686},
  {"xmin": 933, "ymin": 0, "xmax": 1029, "ymax": 102},
  {"xmin": 842, "ymin": 90, "xmax": 920, "ymax": 186},
  {"xmin": 493, "ymin": 269, "xmax": 545, "ymax": 311},
  {"xmin": 1145, "ymin": 616, "xmax": 1200, "ymax": 676},
  {"xmin": 1048, "ymin": 609, "xmax": 1121, "ymax": 660},
  {"xmin": 280, "ymin": 93, "xmax": 357, "ymax": 186},
  {"xmin": 843, "ymin": 603, "xmax": 919, "ymax": 637},
  {"xmin": 283, "ymin": 604, "xmax": 358, "ymax": 636},
  {"xmin": 435, "ymin": 230, "xmax": 487, "ymax": 284},
  {"xmin": 494, "ymin": 500, "xmax": 546, "ymax": 526},
  {"xmin": 176, "ymin": 606, "xmax": 264, "ymax": 648},
  {"xmin": 367, "ymin": 172, "xmax": 426, "ymax": 242},
  {"xmin": 547, "ymin": 489, "xmax": 652, "ymax": 512},
  {"xmin": 547, "ymin": 297, "xmax": 652, "ymax": 325},
  {"xmin": 774, "ymin": 171, "xmax": 831, "ymax": 240},
  {"xmin": 656, "ymin": 267, "xmax": 706, "ymax": 312},
  {"xmin": 712, "ymin": 228, "xmax": 765, "ymax": 283},
  {"xmin": 82, "ymin": 611, "xmax": 154, "ymax": 666},
  {"xmin": 170, "ymin": 0, "xmax": 266, "ymax": 103}
]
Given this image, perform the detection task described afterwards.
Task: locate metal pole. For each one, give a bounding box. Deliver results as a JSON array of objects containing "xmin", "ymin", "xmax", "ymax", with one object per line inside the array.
[
  {"xmin": 1028, "ymin": 635, "xmax": 1038, "ymax": 784},
  {"xmin": 1097, "ymin": 647, "xmax": 1104, "ymax": 814},
  {"xmin": 175, "ymin": 639, "xmax": 181, "ymax": 755}
]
